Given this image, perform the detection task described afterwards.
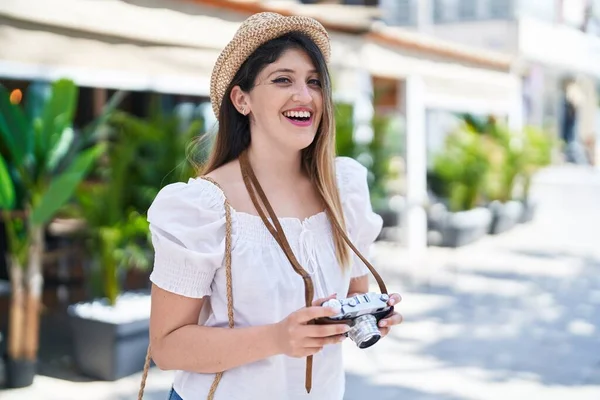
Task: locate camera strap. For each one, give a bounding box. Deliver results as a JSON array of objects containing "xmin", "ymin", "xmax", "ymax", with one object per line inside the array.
[{"xmin": 238, "ymin": 150, "xmax": 388, "ymax": 393}]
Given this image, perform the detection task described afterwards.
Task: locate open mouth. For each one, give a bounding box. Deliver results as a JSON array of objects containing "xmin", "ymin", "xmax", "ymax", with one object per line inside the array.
[{"xmin": 282, "ymin": 110, "xmax": 313, "ymax": 126}]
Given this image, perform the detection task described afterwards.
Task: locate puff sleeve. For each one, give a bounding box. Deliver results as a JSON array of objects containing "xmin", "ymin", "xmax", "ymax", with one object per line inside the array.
[
  {"xmin": 147, "ymin": 179, "xmax": 231, "ymax": 298},
  {"xmin": 336, "ymin": 157, "xmax": 383, "ymax": 278}
]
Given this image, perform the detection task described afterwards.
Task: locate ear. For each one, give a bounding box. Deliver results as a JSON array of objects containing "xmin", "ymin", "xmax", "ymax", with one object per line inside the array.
[{"xmin": 230, "ymin": 86, "xmax": 250, "ymax": 115}]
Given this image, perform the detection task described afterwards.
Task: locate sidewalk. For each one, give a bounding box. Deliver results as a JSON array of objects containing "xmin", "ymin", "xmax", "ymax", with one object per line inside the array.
[
  {"xmin": 2, "ymin": 165, "xmax": 600, "ymax": 399},
  {"xmin": 343, "ymin": 165, "xmax": 600, "ymax": 400}
]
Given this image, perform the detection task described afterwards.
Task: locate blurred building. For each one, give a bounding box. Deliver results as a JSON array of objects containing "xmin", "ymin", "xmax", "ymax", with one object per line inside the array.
[
  {"xmin": 361, "ymin": 0, "xmax": 600, "ymax": 165},
  {"xmin": 252, "ymin": 0, "xmax": 521, "ymax": 251},
  {"xmin": 0, "ymin": 0, "xmax": 524, "ymax": 261},
  {"xmin": 0, "ymin": 0, "xmax": 247, "ymax": 130}
]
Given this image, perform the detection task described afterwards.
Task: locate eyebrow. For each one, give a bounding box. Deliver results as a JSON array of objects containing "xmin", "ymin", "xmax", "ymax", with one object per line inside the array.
[{"xmin": 267, "ymin": 68, "xmax": 319, "ymax": 78}]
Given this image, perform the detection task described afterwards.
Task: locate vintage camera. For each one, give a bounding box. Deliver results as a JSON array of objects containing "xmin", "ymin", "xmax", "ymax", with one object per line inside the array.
[{"xmin": 317, "ymin": 292, "xmax": 393, "ymax": 349}]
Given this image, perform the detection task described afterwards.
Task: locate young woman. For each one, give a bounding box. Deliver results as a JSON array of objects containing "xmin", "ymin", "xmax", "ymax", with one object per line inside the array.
[{"xmin": 147, "ymin": 12, "xmax": 403, "ymax": 400}]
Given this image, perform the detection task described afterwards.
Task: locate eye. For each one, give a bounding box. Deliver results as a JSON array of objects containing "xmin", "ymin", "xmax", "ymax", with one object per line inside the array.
[
  {"xmin": 272, "ymin": 77, "xmax": 292, "ymax": 84},
  {"xmin": 308, "ymin": 78, "xmax": 322, "ymax": 87}
]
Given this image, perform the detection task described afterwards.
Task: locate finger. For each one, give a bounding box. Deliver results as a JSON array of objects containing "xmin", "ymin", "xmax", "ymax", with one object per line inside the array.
[
  {"xmin": 295, "ymin": 306, "xmax": 340, "ymax": 323},
  {"xmin": 378, "ymin": 313, "xmax": 403, "ymax": 328},
  {"xmin": 312, "ymin": 293, "xmax": 337, "ymax": 307},
  {"xmin": 387, "ymin": 293, "xmax": 402, "ymax": 306},
  {"xmin": 304, "ymin": 323, "xmax": 350, "ymax": 338},
  {"xmin": 379, "ymin": 327, "xmax": 390, "ymax": 337},
  {"xmin": 305, "ymin": 334, "xmax": 346, "ymax": 348}
]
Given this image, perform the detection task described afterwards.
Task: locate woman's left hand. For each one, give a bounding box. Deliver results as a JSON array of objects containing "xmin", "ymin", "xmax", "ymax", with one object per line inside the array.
[{"xmin": 378, "ymin": 293, "xmax": 403, "ymax": 337}]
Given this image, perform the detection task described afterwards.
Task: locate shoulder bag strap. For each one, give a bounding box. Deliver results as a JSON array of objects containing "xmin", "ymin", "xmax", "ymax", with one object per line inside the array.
[{"xmin": 137, "ymin": 177, "xmax": 235, "ymax": 400}]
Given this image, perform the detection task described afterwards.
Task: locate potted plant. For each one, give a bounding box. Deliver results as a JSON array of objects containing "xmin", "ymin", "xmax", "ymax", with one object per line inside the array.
[
  {"xmin": 517, "ymin": 126, "xmax": 553, "ymax": 223},
  {"xmin": 334, "ymin": 102, "xmax": 403, "ymax": 236},
  {"xmin": 367, "ymin": 113, "xmax": 403, "ymax": 231},
  {"xmin": 0, "ymin": 79, "xmax": 118, "ymax": 388},
  {"xmin": 481, "ymin": 122, "xmax": 525, "ymax": 235},
  {"xmin": 428, "ymin": 124, "xmax": 492, "ymax": 247},
  {"xmin": 67, "ymin": 101, "xmax": 202, "ymax": 380}
]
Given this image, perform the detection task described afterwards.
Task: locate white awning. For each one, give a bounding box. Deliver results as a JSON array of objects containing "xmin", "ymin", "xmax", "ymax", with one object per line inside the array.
[
  {"xmin": 0, "ymin": 0, "xmax": 241, "ymax": 95},
  {"xmin": 362, "ymin": 41, "xmax": 520, "ymax": 116},
  {"xmin": 0, "ymin": 0, "xmax": 520, "ymax": 109},
  {"xmin": 0, "ymin": 24, "xmax": 221, "ymax": 95}
]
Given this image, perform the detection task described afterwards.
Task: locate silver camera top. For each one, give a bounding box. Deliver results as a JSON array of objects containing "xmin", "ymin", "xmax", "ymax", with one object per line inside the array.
[{"xmin": 322, "ymin": 292, "xmax": 390, "ymax": 321}]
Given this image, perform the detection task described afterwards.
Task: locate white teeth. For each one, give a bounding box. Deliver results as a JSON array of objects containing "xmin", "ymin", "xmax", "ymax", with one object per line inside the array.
[{"xmin": 284, "ymin": 110, "xmax": 311, "ymax": 118}]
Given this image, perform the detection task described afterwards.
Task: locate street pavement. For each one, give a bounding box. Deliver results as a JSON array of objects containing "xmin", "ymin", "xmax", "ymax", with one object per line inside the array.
[
  {"xmin": 344, "ymin": 164, "xmax": 600, "ymax": 400},
  {"xmin": 2, "ymin": 164, "xmax": 600, "ymax": 400}
]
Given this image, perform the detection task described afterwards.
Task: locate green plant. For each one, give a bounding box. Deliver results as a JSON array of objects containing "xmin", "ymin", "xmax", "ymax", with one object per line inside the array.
[
  {"xmin": 432, "ymin": 124, "xmax": 490, "ymax": 212},
  {"xmin": 119, "ymin": 98, "xmax": 203, "ymax": 211},
  {"xmin": 0, "ymin": 79, "xmax": 120, "ymax": 367},
  {"xmin": 75, "ymin": 100, "xmax": 203, "ymax": 305},
  {"xmin": 77, "ymin": 177, "xmax": 150, "ymax": 305},
  {"xmin": 483, "ymin": 123, "xmax": 524, "ymax": 203},
  {"xmin": 366, "ymin": 113, "xmax": 398, "ymax": 210},
  {"xmin": 334, "ymin": 102, "xmax": 356, "ymax": 158},
  {"xmin": 334, "ymin": 101, "xmax": 401, "ymax": 207},
  {"xmin": 519, "ymin": 125, "xmax": 554, "ymax": 201}
]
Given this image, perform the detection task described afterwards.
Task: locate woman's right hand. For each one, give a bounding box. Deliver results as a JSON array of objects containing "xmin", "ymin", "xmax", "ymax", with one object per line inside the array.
[{"xmin": 273, "ymin": 294, "xmax": 350, "ymax": 358}]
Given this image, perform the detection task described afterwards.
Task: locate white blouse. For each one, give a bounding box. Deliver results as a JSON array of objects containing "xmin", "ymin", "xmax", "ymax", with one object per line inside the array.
[{"xmin": 148, "ymin": 157, "xmax": 383, "ymax": 400}]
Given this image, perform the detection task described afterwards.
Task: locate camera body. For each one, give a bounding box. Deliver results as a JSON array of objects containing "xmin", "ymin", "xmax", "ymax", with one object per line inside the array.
[{"xmin": 316, "ymin": 292, "xmax": 393, "ymax": 349}]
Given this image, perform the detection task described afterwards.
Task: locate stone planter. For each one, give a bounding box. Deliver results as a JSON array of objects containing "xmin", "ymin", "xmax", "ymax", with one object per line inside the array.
[
  {"xmin": 428, "ymin": 205, "xmax": 492, "ymax": 248},
  {"xmin": 519, "ymin": 200, "xmax": 537, "ymax": 223},
  {"xmin": 67, "ymin": 291, "xmax": 151, "ymax": 381},
  {"xmin": 4, "ymin": 357, "xmax": 36, "ymax": 388},
  {"xmin": 488, "ymin": 200, "xmax": 524, "ymax": 235}
]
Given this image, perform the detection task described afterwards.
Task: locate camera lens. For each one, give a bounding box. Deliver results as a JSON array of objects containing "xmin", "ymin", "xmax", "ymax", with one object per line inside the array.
[{"xmin": 347, "ymin": 315, "xmax": 381, "ymax": 349}]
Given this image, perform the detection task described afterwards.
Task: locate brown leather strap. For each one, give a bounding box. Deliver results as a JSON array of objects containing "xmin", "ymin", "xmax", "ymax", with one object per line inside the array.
[
  {"xmin": 238, "ymin": 150, "xmax": 388, "ymax": 393},
  {"xmin": 239, "ymin": 151, "xmax": 315, "ymax": 392},
  {"xmin": 240, "ymin": 151, "xmax": 387, "ymax": 293},
  {"xmin": 137, "ymin": 176, "xmax": 235, "ymax": 400},
  {"xmin": 324, "ymin": 208, "xmax": 388, "ymax": 294},
  {"xmin": 239, "ymin": 152, "xmax": 315, "ymax": 307}
]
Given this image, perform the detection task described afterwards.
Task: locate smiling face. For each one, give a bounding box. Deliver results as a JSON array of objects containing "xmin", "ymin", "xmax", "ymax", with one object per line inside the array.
[{"xmin": 231, "ymin": 48, "xmax": 324, "ymax": 153}]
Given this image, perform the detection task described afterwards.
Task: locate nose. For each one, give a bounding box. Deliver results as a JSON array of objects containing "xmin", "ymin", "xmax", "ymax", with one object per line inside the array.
[{"xmin": 293, "ymin": 82, "xmax": 312, "ymax": 103}]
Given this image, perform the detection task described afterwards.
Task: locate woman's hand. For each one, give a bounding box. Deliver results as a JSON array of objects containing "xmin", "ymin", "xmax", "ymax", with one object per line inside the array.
[
  {"xmin": 273, "ymin": 294, "xmax": 349, "ymax": 358},
  {"xmin": 378, "ymin": 293, "xmax": 403, "ymax": 337}
]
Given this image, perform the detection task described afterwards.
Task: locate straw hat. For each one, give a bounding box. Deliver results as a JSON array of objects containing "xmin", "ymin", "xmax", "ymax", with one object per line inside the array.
[{"xmin": 210, "ymin": 12, "xmax": 331, "ymax": 117}]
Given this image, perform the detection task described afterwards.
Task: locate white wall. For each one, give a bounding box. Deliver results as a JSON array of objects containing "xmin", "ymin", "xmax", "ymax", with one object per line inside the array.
[
  {"xmin": 518, "ymin": 16, "xmax": 600, "ymax": 79},
  {"xmin": 428, "ymin": 20, "xmax": 519, "ymax": 54}
]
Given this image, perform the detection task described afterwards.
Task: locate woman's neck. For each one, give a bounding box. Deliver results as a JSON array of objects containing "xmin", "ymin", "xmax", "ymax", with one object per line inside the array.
[{"xmin": 245, "ymin": 144, "xmax": 305, "ymax": 186}]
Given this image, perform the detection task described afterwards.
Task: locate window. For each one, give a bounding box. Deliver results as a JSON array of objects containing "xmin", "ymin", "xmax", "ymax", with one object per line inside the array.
[
  {"xmin": 380, "ymin": 0, "xmax": 414, "ymax": 25},
  {"xmin": 459, "ymin": 0, "xmax": 477, "ymax": 19},
  {"xmin": 433, "ymin": 0, "xmax": 460, "ymax": 23},
  {"xmin": 488, "ymin": 0, "xmax": 513, "ymax": 19},
  {"xmin": 514, "ymin": 2, "xmax": 555, "ymax": 22}
]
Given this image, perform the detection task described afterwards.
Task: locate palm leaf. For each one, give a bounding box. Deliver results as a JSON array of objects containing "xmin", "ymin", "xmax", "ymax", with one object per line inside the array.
[
  {"xmin": 0, "ymin": 154, "xmax": 15, "ymax": 209},
  {"xmin": 46, "ymin": 126, "xmax": 75, "ymax": 172},
  {"xmin": 30, "ymin": 143, "xmax": 105, "ymax": 225},
  {"xmin": 40, "ymin": 79, "xmax": 77, "ymax": 158},
  {"xmin": 0, "ymin": 85, "xmax": 30, "ymax": 165}
]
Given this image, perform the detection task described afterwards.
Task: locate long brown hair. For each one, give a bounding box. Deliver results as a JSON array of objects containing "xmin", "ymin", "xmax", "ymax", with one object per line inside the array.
[{"xmin": 196, "ymin": 32, "xmax": 351, "ymax": 269}]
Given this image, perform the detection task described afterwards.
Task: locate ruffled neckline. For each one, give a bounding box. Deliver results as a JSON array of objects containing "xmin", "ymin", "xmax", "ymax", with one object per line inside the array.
[{"xmin": 188, "ymin": 176, "xmax": 328, "ymax": 226}]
